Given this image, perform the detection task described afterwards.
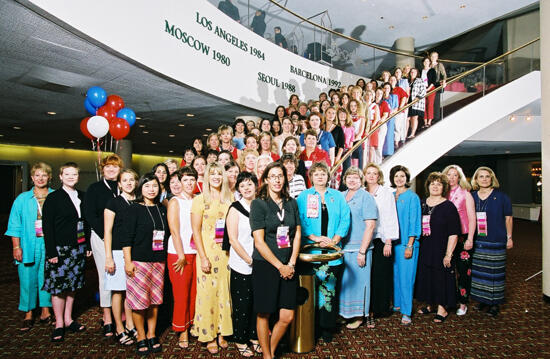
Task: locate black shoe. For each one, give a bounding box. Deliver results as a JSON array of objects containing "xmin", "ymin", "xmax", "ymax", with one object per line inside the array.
[
  {"xmin": 477, "ymin": 303, "xmax": 489, "ymax": 312},
  {"xmin": 147, "ymin": 336, "xmax": 162, "ymax": 353},
  {"xmin": 487, "ymin": 305, "xmax": 500, "ymax": 317},
  {"xmin": 321, "ymin": 330, "xmax": 333, "ymax": 342}
]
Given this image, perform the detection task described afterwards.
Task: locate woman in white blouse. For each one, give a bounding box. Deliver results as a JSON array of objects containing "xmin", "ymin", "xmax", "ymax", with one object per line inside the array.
[{"xmin": 363, "ymin": 163, "xmax": 399, "ymax": 327}]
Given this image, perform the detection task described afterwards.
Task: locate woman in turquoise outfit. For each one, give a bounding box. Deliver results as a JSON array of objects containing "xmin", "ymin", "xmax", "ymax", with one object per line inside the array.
[
  {"xmin": 296, "ymin": 162, "xmax": 350, "ymax": 342},
  {"xmin": 338, "ymin": 167, "xmax": 377, "ymax": 330},
  {"xmin": 6, "ymin": 162, "xmax": 53, "ymax": 331},
  {"xmin": 390, "ymin": 165, "xmax": 421, "ymax": 325}
]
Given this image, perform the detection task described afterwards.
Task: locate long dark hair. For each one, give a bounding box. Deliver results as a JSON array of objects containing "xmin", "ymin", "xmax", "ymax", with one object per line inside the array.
[
  {"xmin": 257, "ymin": 162, "xmax": 290, "ymax": 201},
  {"xmin": 191, "ymin": 136, "xmax": 205, "ymax": 156},
  {"xmin": 151, "ymin": 163, "xmax": 170, "ymax": 192},
  {"xmin": 134, "ymin": 173, "xmax": 161, "ymax": 204}
]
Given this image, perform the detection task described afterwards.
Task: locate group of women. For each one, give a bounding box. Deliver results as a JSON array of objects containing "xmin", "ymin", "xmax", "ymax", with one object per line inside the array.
[
  {"xmin": 8, "ymin": 63, "xmax": 515, "ymax": 357},
  {"xmin": 8, "ymin": 151, "xmax": 512, "ymax": 358}
]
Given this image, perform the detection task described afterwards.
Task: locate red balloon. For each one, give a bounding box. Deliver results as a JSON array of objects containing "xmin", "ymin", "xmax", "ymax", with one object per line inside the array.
[
  {"xmin": 80, "ymin": 117, "xmax": 94, "ymax": 139},
  {"xmin": 97, "ymin": 105, "xmax": 117, "ymax": 122},
  {"xmin": 109, "ymin": 117, "xmax": 130, "ymax": 140},
  {"xmin": 106, "ymin": 94, "xmax": 125, "ymax": 112}
]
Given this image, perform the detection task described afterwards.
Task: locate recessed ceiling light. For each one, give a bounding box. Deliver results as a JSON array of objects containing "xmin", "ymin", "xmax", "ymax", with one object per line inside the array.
[
  {"xmin": 505, "ymin": 150, "xmax": 511, "ymax": 154},
  {"xmin": 178, "ymin": 124, "xmax": 185, "ymax": 127},
  {"xmin": 0, "ymin": 134, "xmax": 4, "ymax": 137},
  {"xmin": 169, "ymin": 150, "xmax": 174, "ymax": 153},
  {"xmin": 138, "ymin": 124, "xmax": 146, "ymax": 128},
  {"xmin": 459, "ymin": 4, "xmax": 466, "ymax": 8},
  {"xmin": 205, "ymin": 128, "xmax": 212, "ymax": 131},
  {"xmin": 202, "ymin": 134, "xmax": 208, "ymax": 137},
  {"xmin": 388, "ymin": 25, "xmax": 395, "ymax": 30},
  {"xmin": 69, "ymin": 140, "xmax": 75, "ymax": 143},
  {"xmin": 186, "ymin": 113, "xmax": 195, "ymax": 117},
  {"xmin": 46, "ymin": 111, "xmax": 56, "ymax": 115},
  {"xmin": 422, "ymin": 16, "xmax": 428, "ymax": 20},
  {"xmin": 142, "ymin": 130, "xmax": 149, "ymax": 134},
  {"xmin": 526, "ymin": 116, "xmax": 532, "ymax": 121},
  {"xmin": 510, "ymin": 116, "xmax": 516, "ymax": 121},
  {"xmin": 13, "ymin": 126, "xmax": 21, "ymax": 130},
  {"xmin": 169, "ymin": 134, "xmax": 175, "ymax": 137},
  {"xmin": 135, "ymin": 116, "xmax": 142, "ymax": 120},
  {"xmin": 151, "ymin": 141, "xmax": 157, "ymax": 144}
]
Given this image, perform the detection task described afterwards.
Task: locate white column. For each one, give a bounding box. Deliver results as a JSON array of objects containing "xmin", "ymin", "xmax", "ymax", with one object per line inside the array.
[
  {"xmin": 394, "ymin": 37, "xmax": 415, "ymax": 69},
  {"xmin": 540, "ymin": 2, "xmax": 550, "ymax": 302}
]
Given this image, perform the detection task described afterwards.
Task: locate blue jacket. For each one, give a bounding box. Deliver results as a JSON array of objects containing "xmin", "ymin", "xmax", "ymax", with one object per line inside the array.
[
  {"xmin": 395, "ymin": 189, "xmax": 421, "ymax": 247},
  {"xmin": 5, "ymin": 187, "xmax": 54, "ymax": 264},
  {"xmin": 297, "ymin": 187, "xmax": 350, "ymax": 265}
]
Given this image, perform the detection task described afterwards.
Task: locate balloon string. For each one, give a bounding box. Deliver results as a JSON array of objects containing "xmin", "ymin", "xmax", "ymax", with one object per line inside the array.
[
  {"xmin": 110, "ymin": 136, "xmax": 113, "ymax": 153},
  {"xmin": 97, "ymin": 138, "xmax": 102, "ymax": 181}
]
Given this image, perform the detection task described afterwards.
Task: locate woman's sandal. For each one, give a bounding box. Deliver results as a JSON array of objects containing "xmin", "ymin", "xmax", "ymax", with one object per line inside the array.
[
  {"xmin": 20, "ymin": 319, "xmax": 33, "ymax": 332},
  {"xmin": 366, "ymin": 316, "xmax": 376, "ymax": 328},
  {"xmin": 115, "ymin": 331, "xmax": 134, "ymax": 346},
  {"xmin": 39, "ymin": 316, "xmax": 53, "ymax": 325},
  {"xmin": 136, "ymin": 339, "xmax": 149, "ymax": 356},
  {"xmin": 218, "ymin": 336, "xmax": 228, "ymax": 349},
  {"xmin": 147, "ymin": 336, "xmax": 162, "ymax": 353},
  {"xmin": 102, "ymin": 322, "xmax": 114, "ymax": 337},
  {"xmin": 346, "ymin": 319, "xmax": 363, "ymax": 330},
  {"xmin": 237, "ymin": 344, "xmax": 254, "ymax": 357},
  {"xmin": 251, "ymin": 341, "xmax": 262, "ymax": 354},
  {"xmin": 66, "ymin": 321, "xmax": 86, "ymax": 333},
  {"xmin": 178, "ymin": 333, "xmax": 189, "ymax": 349},
  {"xmin": 417, "ymin": 306, "xmax": 433, "ymax": 315},
  {"xmin": 401, "ymin": 315, "xmax": 412, "ymax": 325},
  {"xmin": 206, "ymin": 341, "xmax": 219, "ymax": 354},
  {"xmin": 51, "ymin": 327, "xmax": 64, "ymax": 343},
  {"xmin": 433, "ymin": 313, "xmax": 448, "ymax": 323}
]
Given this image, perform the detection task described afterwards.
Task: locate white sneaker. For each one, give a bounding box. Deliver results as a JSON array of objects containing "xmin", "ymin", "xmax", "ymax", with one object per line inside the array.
[{"xmin": 456, "ymin": 306, "xmax": 468, "ymax": 316}]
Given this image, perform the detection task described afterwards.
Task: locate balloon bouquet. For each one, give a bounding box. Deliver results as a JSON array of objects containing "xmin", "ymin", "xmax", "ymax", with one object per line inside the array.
[{"xmin": 80, "ymin": 86, "xmax": 136, "ymax": 178}]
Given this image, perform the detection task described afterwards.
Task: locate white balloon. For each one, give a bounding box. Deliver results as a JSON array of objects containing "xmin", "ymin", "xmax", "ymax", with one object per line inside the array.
[{"xmin": 87, "ymin": 115, "xmax": 109, "ymax": 138}]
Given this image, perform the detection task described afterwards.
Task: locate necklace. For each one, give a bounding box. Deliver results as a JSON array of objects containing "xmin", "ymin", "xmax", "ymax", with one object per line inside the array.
[{"xmin": 34, "ymin": 189, "xmax": 48, "ymax": 199}]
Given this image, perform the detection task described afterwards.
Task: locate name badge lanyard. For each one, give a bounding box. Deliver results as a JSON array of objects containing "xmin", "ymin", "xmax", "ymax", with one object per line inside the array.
[
  {"xmin": 146, "ymin": 205, "xmax": 165, "ymax": 251},
  {"xmin": 475, "ymin": 197, "xmax": 489, "ymax": 236},
  {"xmin": 35, "ymin": 198, "xmax": 44, "ymax": 237},
  {"xmin": 104, "ymin": 178, "xmax": 120, "ymax": 198},
  {"xmin": 276, "ymin": 202, "xmax": 290, "ymax": 249},
  {"xmin": 422, "ymin": 203, "xmax": 435, "ymax": 237}
]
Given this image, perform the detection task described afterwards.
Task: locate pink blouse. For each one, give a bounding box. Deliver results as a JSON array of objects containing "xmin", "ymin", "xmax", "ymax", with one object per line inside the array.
[
  {"xmin": 342, "ymin": 126, "xmax": 355, "ymax": 149},
  {"xmin": 448, "ymin": 186, "xmax": 470, "ymax": 234}
]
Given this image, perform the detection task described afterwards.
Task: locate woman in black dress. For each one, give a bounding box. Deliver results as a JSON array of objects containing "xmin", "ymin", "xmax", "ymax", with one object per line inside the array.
[
  {"xmin": 250, "ymin": 162, "xmax": 301, "ymax": 359},
  {"xmin": 415, "ymin": 172, "xmax": 461, "ymax": 323},
  {"xmin": 43, "ymin": 162, "xmax": 92, "ymax": 342}
]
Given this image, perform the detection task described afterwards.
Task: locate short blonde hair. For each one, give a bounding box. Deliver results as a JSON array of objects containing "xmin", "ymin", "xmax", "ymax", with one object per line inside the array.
[
  {"xmin": 59, "ymin": 162, "xmax": 80, "ymax": 176},
  {"xmin": 164, "ymin": 158, "xmax": 178, "ymax": 167},
  {"xmin": 442, "ymin": 164, "xmax": 471, "ymax": 190},
  {"xmin": 363, "ymin": 162, "xmax": 384, "ymax": 185},
  {"xmin": 343, "ymin": 166, "xmax": 363, "ymax": 183},
  {"xmin": 471, "ymin": 166, "xmax": 500, "ymax": 190},
  {"xmin": 30, "ymin": 162, "xmax": 52, "ymax": 178}
]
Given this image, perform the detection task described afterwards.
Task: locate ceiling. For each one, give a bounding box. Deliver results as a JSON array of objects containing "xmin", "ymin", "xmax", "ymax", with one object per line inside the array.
[
  {"xmin": 0, "ymin": 0, "xmax": 266, "ymax": 156},
  {"xmin": 234, "ymin": 0, "xmax": 539, "ymax": 48}
]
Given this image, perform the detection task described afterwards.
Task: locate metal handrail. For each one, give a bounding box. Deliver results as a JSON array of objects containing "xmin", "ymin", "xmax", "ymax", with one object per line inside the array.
[
  {"xmin": 329, "ymin": 37, "xmax": 540, "ymax": 176},
  {"xmin": 268, "ymin": 0, "xmax": 507, "ymax": 65}
]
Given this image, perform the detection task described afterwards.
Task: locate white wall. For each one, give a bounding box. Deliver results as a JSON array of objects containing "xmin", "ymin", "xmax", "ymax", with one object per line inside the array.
[{"xmin": 25, "ymin": 0, "xmax": 362, "ymax": 113}]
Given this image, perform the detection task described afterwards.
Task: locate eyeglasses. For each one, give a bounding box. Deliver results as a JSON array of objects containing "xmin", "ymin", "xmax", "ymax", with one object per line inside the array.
[{"xmin": 268, "ymin": 174, "xmax": 285, "ymax": 181}]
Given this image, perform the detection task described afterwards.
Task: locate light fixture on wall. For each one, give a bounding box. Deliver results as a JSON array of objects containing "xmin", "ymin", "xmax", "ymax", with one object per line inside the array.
[{"xmin": 509, "ymin": 115, "xmax": 516, "ymax": 121}]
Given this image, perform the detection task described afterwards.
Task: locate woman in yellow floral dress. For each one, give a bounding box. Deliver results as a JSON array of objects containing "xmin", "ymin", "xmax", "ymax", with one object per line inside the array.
[{"xmin": 191, "ymin": 162, "xmax": 233, "ymax": 354}]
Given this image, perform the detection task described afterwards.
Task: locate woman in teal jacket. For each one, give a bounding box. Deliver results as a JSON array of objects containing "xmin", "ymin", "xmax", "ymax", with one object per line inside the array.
[
  {"xmin": 390, "ymin": 165, "xmax": 421, "ymax": 325},
  {"xmin": 6, "ymin": 162, "xmax": 53, "ymax": 331},
  {"xmin": 296, "ymin": 161, "xmax": 350, "ymax": 342}
]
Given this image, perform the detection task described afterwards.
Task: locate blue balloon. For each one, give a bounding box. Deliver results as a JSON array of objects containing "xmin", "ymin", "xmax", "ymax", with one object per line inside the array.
[
  {"xmin": 84, "ymin": 97, "xmax": 97, "ymax": 116},
  {"xmin": 117, "ymin": 108, "xmax": 136, "ymax": 127},
  {"xmin": 86, "ymin": 86, "xmax": 107, "ymax": 108}
]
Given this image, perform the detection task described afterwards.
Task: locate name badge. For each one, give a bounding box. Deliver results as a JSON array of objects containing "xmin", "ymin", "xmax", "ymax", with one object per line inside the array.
[
  {"xmin": 276, "ymin": 226, "xmax": 290, "ymax": 249},
  {"xmin": 476, "ymin": 212, "xmax": 488, "ymax": 237},
  {"xmin": 77, "ymin": 220, "xmax": 86, "ymax": 244},
  {"xmin": 35, "ymin": 219, "xmax": 43, "ymax": 237},
  {"xmin": 307, "ymin": 194, "xmax": 319, "ymax": 218},
  {"xmin": 214, "ymin": 219, "xmax": 225, "ymax": 244},
  {"xmin": 422, "ymin": 215, "xmax": 431, "ymax": 236},
  {"xmin": 152, "ymin": 230, "xmax": 165, "ymax": 251},
  {"xmin": 304, "ymin": 160, "xmax": 313, "ymax": 169}
]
